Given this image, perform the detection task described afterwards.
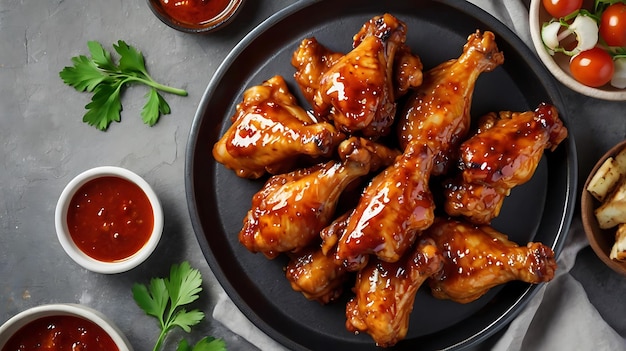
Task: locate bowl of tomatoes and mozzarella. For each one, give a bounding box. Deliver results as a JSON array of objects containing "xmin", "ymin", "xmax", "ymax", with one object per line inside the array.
[{"xmin": 529, "ymin": 0, "xmax": 626, "ymax": 100}]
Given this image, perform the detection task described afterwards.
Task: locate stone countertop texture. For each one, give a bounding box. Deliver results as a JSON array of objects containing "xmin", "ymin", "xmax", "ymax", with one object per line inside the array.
[{"xmin": 1, "ymin": 1, "xmax": 625, "ymax": 350}]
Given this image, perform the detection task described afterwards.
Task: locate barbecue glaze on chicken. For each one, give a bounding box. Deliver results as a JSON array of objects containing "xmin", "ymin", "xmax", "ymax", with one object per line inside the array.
[
  {"xmin": 335, "ymin": 141, "xmax": 435, "ymax": 270},
  {"xmin": 212, "ymin": 15, "xmax": 567, "ymax": 348},
  {"xmin": 345, "ymin": 238, "xmax": 442, "ymax": 347},
  {"xmin": 292, "ymin": 14, "xmax": 422, "ymax": 138},
  {"xmin": 443, "ymin": 103, "xmax": 568, "ymax": 224},
  {"xmin": 398, "ymin": 30, "xmax": 505, "ymax": 175},
  {"xmin": 426, "ymin": 218, "xmax": 557, "ymax": 304},
  {"xmin": 286, "ymin": 246, "xmax": 348, "ymax": 304},
  {"xmin": 239, "ymin": 137, "xmax": 398, "ymax": 259},
  {"xmin": 213, "ymin": 75, "xmax": 344, "ymax": 179}
]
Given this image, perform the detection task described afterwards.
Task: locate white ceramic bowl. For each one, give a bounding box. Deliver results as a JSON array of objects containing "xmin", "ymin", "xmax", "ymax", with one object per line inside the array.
[
  {"xmin": 55, "ymin": 166, "xmax": 163, "ymax": 274},
  {"xmin": 529, "ymin": 0, "xmax": 626, "ymax": 101},
  {"xmin": 0, "ymin": 303, "xmax": 133, "ymax": 350}
]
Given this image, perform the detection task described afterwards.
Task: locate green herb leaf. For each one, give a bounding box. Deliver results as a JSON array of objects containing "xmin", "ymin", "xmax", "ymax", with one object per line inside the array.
[
  {"xmin": 132, "ymin": 277, "xmax": 169, "ymax": 324},
  {"xmin": 113, "ymin": 40, "xmax": 148, "ymax": 76},
  {"xmin": 169, "ymin": 308, "xmax": 205, "ymax": 333},
  {"xmin": 177, "ymin": 337, "xmax": 228, "ymax": 351},
  {"xmin": 166, "ymin": 261, "xmax": 203, "ymax": 308},
  {"xmin": 59, "ymin": 40, "xmax": 187, "ymax": 131},
  {"xmin": 594, "ymin": 0, "xmax": 625, "ymax": 14},
  {"xmin": 177, "ymin": 339, "xmax": 192, "ymax": 351},
  {"xmin": 142, "ymin": 89, "xmax": 171, "ymax": 126},
  {"xmin": 83, "ymin": 83, "xmax": 122, "ymax": 130},
  {"xmin": 133, "ymin": 262, "xmax": 214, "ymax": 351},
  {"xmin": 59, "ymin": 55, "xmax": 108, "ymax": 92},
  {"xmin": 87, "ymin": 40, "xmax": 117, "ymax": 71}
]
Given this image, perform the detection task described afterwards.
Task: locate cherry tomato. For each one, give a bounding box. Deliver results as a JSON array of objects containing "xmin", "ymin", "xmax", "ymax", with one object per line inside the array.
[
  {"xmin": 599, "ymin": 3, "xmax": 626, "ymax": 47},
  {"xmin": 570, "ymin": 47, "xmax": 615, "ymax": 87},
  {"xmin": 542, "ymin": 0, "xmax": 583, "ymax": 18}
]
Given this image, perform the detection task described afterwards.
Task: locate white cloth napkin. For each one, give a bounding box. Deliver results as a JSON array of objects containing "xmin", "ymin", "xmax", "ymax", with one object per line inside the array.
[
  {"xmin": 212, "ymin": 1, "xmax": 626, "ymax": 350},
  {"xmin": 214, "ymin": 291, "xmax": 289, "ymax": 351},
  {"xmin": 492, "ymin": 218, "xmax": 625, "ymax": 351}
]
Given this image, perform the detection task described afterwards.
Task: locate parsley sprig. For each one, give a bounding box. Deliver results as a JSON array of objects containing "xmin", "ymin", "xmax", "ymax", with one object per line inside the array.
[
  {"xmin": 132, "ymin": 262, "xmax": 226, "ymax": 351},
  {"xmin": 59, "ymin": 40, "xmax": 187, "ymax": 131}
]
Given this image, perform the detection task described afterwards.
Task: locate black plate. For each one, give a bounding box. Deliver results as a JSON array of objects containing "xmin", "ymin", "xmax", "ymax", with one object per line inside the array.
[{"xmin": 185, "ymin": 0, "xmax": 578, "ymax": 349}]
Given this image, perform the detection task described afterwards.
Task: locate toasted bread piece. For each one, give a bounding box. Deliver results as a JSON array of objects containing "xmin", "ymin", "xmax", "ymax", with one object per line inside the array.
[
  {"xmin": 614, "ymin": 146, "xmax": 626, "ymax": 173},
  {"xmin": 595, "ymin": 176, "xmax": 626, "ymax": 229},
  {"xmin": 587, "ymin": 157, "xmax": 622, "ymax": 202},
  {"xmin": 610, "ymin": 223, "xmax": 626, "ymax": 261}
]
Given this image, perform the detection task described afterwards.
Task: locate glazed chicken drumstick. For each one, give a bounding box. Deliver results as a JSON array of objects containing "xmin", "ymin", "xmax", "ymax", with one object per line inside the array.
[
  {"xmin": 443, "ymin": 103, "xmax": 568, "ymax": 224},
  {"xmin": 335, "ymin": 141, "xmax": 435, "ymax": 270},
  {"xmin": 345, "ymin": 238, "xmax": 443, "ymax": 347},
  {"xmin": 239, "ymin": 137, "xmax": 399, "ymax": 259},
  {"xmin": 291, "ymin": 37, "xmax": 344, "ymax": 110},
  {"xmin": 306, "ymin": 13, "xmax": 419, "ymax": 138},
  {"xmin": 398, "ymin": 30, "xmax": 504, "ymax": 175},
  {"xmin": 285, "ymin": 246, "xmax": 348, "ymax": 304},
  {"xmin": 425, "ymin": 218, "xmax": 557, "ymax": 304},
  {"xmin": 292, "ymin": 25, "xmax": 423, "ymax": 135},
  {"xmin": 334, "ymin": 30, "xmax": 504, "ymax": 269},
  {"xmin": 212, "ymin": 75, "xmax": 344, "ymax": 179}
]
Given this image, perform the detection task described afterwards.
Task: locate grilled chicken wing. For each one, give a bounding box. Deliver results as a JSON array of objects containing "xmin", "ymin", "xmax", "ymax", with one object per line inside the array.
[
  {"xmin": 426, "ymin": 218, "xmax": 557, "ymax": 304},
  {"xmin": 292, "ymin": 24, "xmax": 422, "ymax": 133},
  {"xmin": 345, "ymin": 238, "xmax": 443, "ymax": 347},
  {"xmin": 314, "ymin": 14, "xmax": 412, "ymax": 137},
  {"xmin": 443, "ymin": 103, "xmax": 568, "ymax": 224},
  {"xmin": 335, "ymin": 141, "xmax": 435, "ymax": 270},
  {"xmin": 337, "ymin": 136, "xmax": 402, "ymax": 174},
  {"xmin": 398, "ymin": 30, "xmax": 504, "ymax": 175},
  {"xmin": 320, "ymin": 211, "xmax": 351, "ymax": 257},
  {"xmin": 292, "ymin": 37, "xmax": 344, "ymax": 111},
  {"xmin": 239, "ymin": 136, "xmax": 394, "ymax": 259},
  {"xmin": 286, "ymin": 246, "xmax": 348, "ymax": 304},
  {"xmin": 393, "ymin": 44, "xmax": 424, "ymax": 98},
  {"xmin": 213, "ymin": 75, "xmax": 344, "ymax": 179}
]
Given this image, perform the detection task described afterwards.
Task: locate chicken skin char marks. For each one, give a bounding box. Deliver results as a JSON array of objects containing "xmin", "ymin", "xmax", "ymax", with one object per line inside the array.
[
  {"xmin": 292, "ymin": 13, "xmax": 423, "ymax": 138},
  {"xmin": 443, "ymin": 103, "xmax": 568, "ymax": 224},
  {"xmin": 239, "ymin": 137, "xmax": 399, "ymax": 259},
  {"xmin": 397, "ymin": 30, "xmax": 504, "ymax": 176},
  {"xmin": 345, "ymin": 238, "xmax": 443, "ymax": 348},
  {"xmin": 425, "ymin": 218, "xmax": 557, "ymax": 304},
  {"xmin": 212, "ymin": 75, "xmax": 344, "ymax": 179}
]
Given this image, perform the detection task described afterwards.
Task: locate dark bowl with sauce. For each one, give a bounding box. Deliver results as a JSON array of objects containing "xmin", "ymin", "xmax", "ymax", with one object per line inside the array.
[
  {"xmin": 0, "ymin": 304, "xmax": 132, "ymax": 351},
  {"xmin": 55, "ymin": 166, "xmax": 163, "ymax": 274},
  {"xmin": 146, "ymin": 0, "xmax": 245, "ymax": 34}
]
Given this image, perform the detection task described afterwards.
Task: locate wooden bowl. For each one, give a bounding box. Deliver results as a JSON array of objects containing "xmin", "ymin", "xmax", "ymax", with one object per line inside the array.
[{"xmin": 581, "ymin": 140, "xmax": 626, "ymax": 276}]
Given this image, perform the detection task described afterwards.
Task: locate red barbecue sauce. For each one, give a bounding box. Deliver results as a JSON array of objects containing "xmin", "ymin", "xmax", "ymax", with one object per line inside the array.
[
  {"xmin": 159, "ymin": 0, "xmax": 231, "ymax": 26},
  {"xmin": 67, "ymin": 176, "xmax": 153, "ymax": 262},
  {"xmin": 1, "ymin": 315, "xmax": 119, "ymax": 351}
]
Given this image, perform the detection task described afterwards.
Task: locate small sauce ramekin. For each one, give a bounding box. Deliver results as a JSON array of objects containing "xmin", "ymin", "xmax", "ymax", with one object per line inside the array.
[
  {"xmin": 0, "ymin": 304, "xmax": 133, "ymax": 351},
  {"xmin": 55, "ymin": 166, "xmax": 163, "ymax": 274},
  {"xmin": 146, "ymin": 0, "xmax": 245, "ymax": 34}
]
